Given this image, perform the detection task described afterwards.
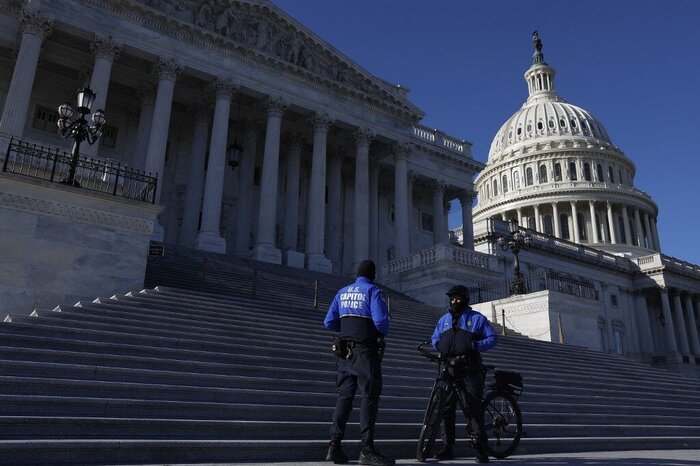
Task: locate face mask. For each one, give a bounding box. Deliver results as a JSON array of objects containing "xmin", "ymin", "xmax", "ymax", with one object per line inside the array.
[{"xmin": 450, "ymin": 300, "xmax": 467, "ymax": 313}]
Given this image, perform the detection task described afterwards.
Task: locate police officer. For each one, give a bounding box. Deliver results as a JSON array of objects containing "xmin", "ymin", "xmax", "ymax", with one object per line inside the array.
[
  {"xmin": 323, "ymin": 259, "xmax": 394, "ymax": 466},
  {"xmin": 431, "ymin": 285, "xmax": 497, "ymax": 464}
]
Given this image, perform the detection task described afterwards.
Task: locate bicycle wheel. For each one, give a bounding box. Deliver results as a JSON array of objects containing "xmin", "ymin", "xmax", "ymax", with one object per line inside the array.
[
  {"xmin": 482, "ymin": 390, "xmax": 522, "ymax": 459},
  {"xmin": 416, "ymin": 386, "xmax": 447, "ymax": 462}
]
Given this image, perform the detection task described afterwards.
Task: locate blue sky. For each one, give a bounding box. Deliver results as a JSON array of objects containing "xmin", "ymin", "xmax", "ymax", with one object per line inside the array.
[{"xmin": 272, "ymin": 0, "xmax": 700, "ymax": 265}]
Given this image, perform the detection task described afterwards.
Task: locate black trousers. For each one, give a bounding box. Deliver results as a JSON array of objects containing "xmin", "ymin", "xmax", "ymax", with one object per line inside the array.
[
  {"xmin": 330, "ymin": 344, "xmax": 382, "ymax": 444},
  {"xmin": 441, "ymin": 370, "xmax": 487, "ymax": 453}
]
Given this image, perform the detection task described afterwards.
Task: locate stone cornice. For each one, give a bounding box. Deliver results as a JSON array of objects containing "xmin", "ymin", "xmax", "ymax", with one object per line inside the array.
[{"xmin": 83, "ymin": 0, "xmax": 423, "ymax": 124}]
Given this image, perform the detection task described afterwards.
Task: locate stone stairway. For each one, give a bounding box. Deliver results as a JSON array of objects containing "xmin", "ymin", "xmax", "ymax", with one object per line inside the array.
[{"xmin": 0, "ymin": 248, "xmax": 699, "ymax": 464}]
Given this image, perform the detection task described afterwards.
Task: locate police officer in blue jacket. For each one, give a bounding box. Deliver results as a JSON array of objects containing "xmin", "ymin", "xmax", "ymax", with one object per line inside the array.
[
  {"xmin": 431, "ymin": 285, "xmax": 497, "ymax": 464},
  {"xmin": 324, "ymin": 259, "xmax": 394, "ymax": 466}
]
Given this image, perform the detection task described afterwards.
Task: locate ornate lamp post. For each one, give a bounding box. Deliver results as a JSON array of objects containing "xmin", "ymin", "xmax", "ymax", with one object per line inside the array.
[
  {"xmin": 497, "ymin": 221, "xmax": 532, "ymax": 295},
  {"xmin": 56, "ymin": 87, "xmax": 106, "ymax": 187},
  {"xmin": 227, "ymin": 142, "xmax": 242, "ymax": 169}
]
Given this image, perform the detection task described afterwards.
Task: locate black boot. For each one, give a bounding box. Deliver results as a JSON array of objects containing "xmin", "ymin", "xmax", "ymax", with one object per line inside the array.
[
  {"xmin": 475, "ymin": 450, "xmax": 490, "ymax": 463},
  {"xmin": 359, "ymin": 442, "xmax": 395, "ymax": 466},
  {"xmin": 433, "ymin": 444, "xmax": 454, "ymax": 460},
  {"xmin": 326, "ymin": 440, "xmax": 348, "ymax": 464}
]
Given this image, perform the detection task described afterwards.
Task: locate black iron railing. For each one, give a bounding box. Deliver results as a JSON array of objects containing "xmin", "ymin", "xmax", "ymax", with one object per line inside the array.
[
  {"xmin": 2, "ymin": 138, "xmax": 157, "ymax": 203},
  {"xmin": 469, "ymin": 271, "xmax": 599, "ymax": 304}
]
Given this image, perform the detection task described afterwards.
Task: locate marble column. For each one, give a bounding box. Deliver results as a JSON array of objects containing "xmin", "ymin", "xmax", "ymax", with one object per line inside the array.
[
  {"xmin": 683, "ymin": 294, "xmax": 700, "ymax": 362},
  {"xmin": 0, "ymin": 8, "xmax": 53, "ymax": 143},
  {"xmin": 282, "ymin": 136, "xmax": 303, "ymax": 254},
  {"xmin": 643, "ymin": 212, "xmax": 653, "ymax": 250},
  {"xmin": 606, "ymin": 202, "xmax": 618, "ymax": 244},
  {"xmin": 305, "ymin": 112, "xmax": 334, "ymax": 272},
  {"xmin": 131, "ymin": 85, "xmax": 156, "ymax": 171},
  {"xmin": 571, "ymin": 201, "xmax": 580, "ymax": 243},
  {"xmin": 588, "ymin": 201, "xmax": 599, "ymax": 243},
  {"xmin": 143, "ymin": 58, "xmax": 182, "ymax": 204},
  {"xmin": 252, "ymin": 96, "xmax": 287, "ymax": 264},
  {"xmin": 432, "ymin": 181, "xmax": 447, "ymax": 245},
  {"xmin": 178, "ymin": 104, "xmax": 210, "ymax": 247},
  {"xmin": 407, "ymin": 171, "xmax": 416, "ymax": 253},
  {"xmin": 392, "ymin": 142, "xmax": 411, "ymax": 259},
  {"xmin": 533, "ymin": 204, "xmax": 541, "ymax": 232},
  {"xmin": 552, "ymin": 202, "xmax": 560, "ymax": 237},
  {"xmin": 326, "ymin": 151, "xmax": 344, "ymax": 272},
  {"xmin": 233, "ymin": 120, "xmax": 261, "ymax": 255},
  {"xmin": 460, "ymin": 191, "xmax": 474, "ymax": 249},
  {"xmin": 634, "ymin": 293, "xmax": 655, "ymax": 360},
  {"xmin": 352, "ymin": 128, "xmax": 374, "ymax": 269},
  {"xmin": 651, "ymin": 217, "xmax": 661, "ymax": 251},
  {"xmin": 195, "ymin": 79, "xmax": 238, "ymax": 253},
  {"xmin": 82, "ymin": 35, "xmax": 122, "ymax": 158},
  {"xmin": 660, "ymin": 288, "xmax": 682, "ymax": 363},
  {"xmin": 368, "ymin": 157, "xmax": 381, "ymax": 265},
  {"xmin": 634, "ymin": 208, "xmax": 644, "ymax": 248},
  {"xmin": 672, "ymin": 291, "xmax": 692, "ymax": 362},
  {"xmin": 516, "ymin": 208, "xmax": 523, "ymax": 228},
  {"xmin": 622, "ymin": 206, "xmax": 633, "ymax": 245}
]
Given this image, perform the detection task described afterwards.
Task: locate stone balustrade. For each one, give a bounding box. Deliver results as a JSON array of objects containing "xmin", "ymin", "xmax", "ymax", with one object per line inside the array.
[
  {"xmin": 384, "ymin": 242, "xmax": 496, "ymax": 276},
  {"xmin": 633, "ymin": 253, "xmax": 700, "ymax": 278},
  {"xmin": 412, "ymin": 124, "xmax": 472, "ymax": 157}
]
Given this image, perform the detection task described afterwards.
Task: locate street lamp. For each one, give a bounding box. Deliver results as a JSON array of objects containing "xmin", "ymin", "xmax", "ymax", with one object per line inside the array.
[
  {"xmin": 227, "ymin": 142, "xmax": 242, "ymax": 169},
  {"xmin": 56, "ymin": 87, "xmax": 106, "ymax": 187},
  {"xmin": 497, "ymin": 220, "xmax": 532, "ymax": 295}
]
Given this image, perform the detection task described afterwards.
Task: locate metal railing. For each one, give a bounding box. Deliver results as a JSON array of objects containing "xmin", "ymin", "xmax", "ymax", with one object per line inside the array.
[
  {"xmin": 2, "ymin": 138, "xmax": 157, "ymax": 203},
  {"xmin": 469, "ymin": 271, "xmax": 599, "ymax": 304}
]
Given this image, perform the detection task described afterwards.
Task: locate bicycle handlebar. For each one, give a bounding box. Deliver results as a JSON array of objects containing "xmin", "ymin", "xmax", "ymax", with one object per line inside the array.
[{"xmin": 417, "ymin": 341, "xmax": 495, "ymax": 372}]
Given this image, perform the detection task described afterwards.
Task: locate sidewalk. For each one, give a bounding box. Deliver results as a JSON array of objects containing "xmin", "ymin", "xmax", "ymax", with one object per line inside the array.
[{"xmin": 163, "ymin": 449, "xmax": 700, "ymax": 466}]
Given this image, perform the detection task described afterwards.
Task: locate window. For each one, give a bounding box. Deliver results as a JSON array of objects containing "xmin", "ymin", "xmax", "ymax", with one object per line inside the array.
[
  {"xmin": 614, "ymin": 330, "xmax": 624, "ymax": 355},
  {"xmin": 99, "ymin": 125, "xmax": 118, "ymax": 149},
  {"xmin": 596, "ymin": 163, "xmax": 604, "ymax": 182},
  {"xmin": 539, "ymin": 165, "xmax": 548, "ymax": 183},
  {"xmin": 32, "ymin": 106, "xmax": 59, "ymax": 132},
  {"xmin": 548, "ymin": 119, "xmax": 555, "ymax": 129},
  {"xmin": 486, "ymin": 184, "xmax": 491, "ymax": 198},
  {"xmin": 598, "ymin": 319, "xmax": 607, "ymax": 352},
  {"xmin": 526, "ymin": 123, "xmax": 532, "ymax": 132},
  {"xmin": 528, "ymin": 216, "xmax": 536, "ymax": 230},
  {"xmin": 560, "ymin": 213, "xmax": 570, "ymax": 239},
  {"xmin": 517, "ymin": 127, "xmax": 522, "ymax": 136},
  {"xmin": 544, "ymin": 215, "xmax": 553, "ymax": 235},
  {"xmin": 569, "ymin": 162, "xmax": 577, "ymax": 181},
  {"xmin": 526, "ymin": 167, "xmax": 533, "ymax": 186},
  {"xmin": 513, "ymin": 171, "xmax": 520, "ymax": 189},
  {"xmin": 559, "ymin": 118, "xmax": 566, "ymax": 128},
  {"xmin": 421, "ymin": 212, "xmax": 433, "ymax": 232},
  {"xmin": 618, "ymin": 217, "xmax": 627, "ymax": 243},
  {"xmin": 610, "ymin": 294, "xmax": 618, "ymax": 306},
  {"xmin": 554, "ymin": 163, "xmax": 562, "ymax": 181},
  {"xmin": 577, "ymin": 213, "xmax": 587, "ymax": 240},
  {"xmin": 570, "ymin": 119, "xmax": 577, "ymax": 128},
  {"xmin": 608, "ymin": 166, "xmax": 615, "ymax": 183},
  {"xmin": 493, "ymin": 179, "xmax": 499, "ymax": 196},
  {"xmin": 583, "ymin": 163, "xmax": 591, "ymax": 181},
  {"xmin": 537, "ymin": 121, "xmax": 543, "ymax": 130},
  {"xmin": 502, "ymin": 175, "xmax": 508, "ymax": 193}
]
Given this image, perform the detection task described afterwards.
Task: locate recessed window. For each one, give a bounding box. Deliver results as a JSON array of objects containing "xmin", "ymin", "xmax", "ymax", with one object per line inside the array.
[
  {"xmin": 583, "ymin": 162, "xmax": 591, "ymax": 181},
  {"xmin": 526, "ymin": 123, "xmax": 532, "ymax": 132},
  {"xmin": 537, "ymin": 121, "xmax": 543, "ymax": 130},
  {"xmin": 560, "ymin": 119, "xmax": 566, "ymax": 128},
  {"xmin": 513, "ymin": 171, "xmax": 520, "ymax": 189},
  {"xmin": 517, "ymin": 127, "xmax": 522, "ymax": 136},
  {"xmin": 539, "ymin": 165, "xmax": 548, "ymax": 183},
  {"xmin": 570, "ymin": 119, "xmax": 577, "ymax": 128},
  {"xmin": 578, "ymin": 213, "xmax": 587, "ymax": 240},
  {"xmin": 560, "ymin": 213, "xmax": 570, "ymax": 239},
  {"xmin": 502, "ymin": 174, "xmax": 508, "ymax": 193},
  {"xmin": 99, "ymin": 125, "xmax": 118, "ymax": 149},
  {"xmin": 548, "ymin": 119, "xmax": 555, "ymax": 129},
  {"xmin": 596, "ymin": 164, "xmax": 604, "ymax": 182},
  {"xmin": 526, "ymin": 167, "xmax": 533, "ymax": 186},
  {"xmin": 421, "ymin": 212, "xmax": 434, "ymax": 232},
  {"xmin": 544, "ymin": 215, "xmax": 553, "ymax": 235},
  {"xmin": 569, "ymin": 162, "xmax": 577, "ymax": 181},
  {"xmin": 608, "ymin": 166, "xmax": 615, "ymax": 183},
  {"xmin": 554, "ymin": 163, "xmax": 562, "ymax": 182},
  {"xmin": 32, "ymin": 106, "xmax": 59, "ymax": 132},
  {"xmin": 611, "ymin": 294, "xmax": 618, "ymax": 306},
  {"xmin": 493, "ymin": 179, "xmax": 499, "ymax": 196}
]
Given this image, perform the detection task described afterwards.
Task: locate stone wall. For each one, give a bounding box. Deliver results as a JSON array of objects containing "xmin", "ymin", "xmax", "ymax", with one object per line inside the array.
[{"xmin": 0, "ymin": 173, "xmax": 161, "ymax": 317}]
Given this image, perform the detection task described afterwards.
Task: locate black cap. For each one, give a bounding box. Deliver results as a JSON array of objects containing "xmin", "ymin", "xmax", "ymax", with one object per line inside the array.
[
  {"xmin": 446, "ymin": 285, "xmax": 468, "ymax": 298},
  {"xmin": 357, "ymin": 259, "xmax": 376, "ymax": 280}
]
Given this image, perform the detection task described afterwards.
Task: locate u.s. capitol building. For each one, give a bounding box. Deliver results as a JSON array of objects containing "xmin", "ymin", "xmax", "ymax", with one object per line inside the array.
[{"xmin": 0, "ymin": 0, "xmax": 698, "ymax": 371}]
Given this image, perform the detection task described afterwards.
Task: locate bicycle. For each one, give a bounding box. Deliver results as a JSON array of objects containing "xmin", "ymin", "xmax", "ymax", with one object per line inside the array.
[{"xmin": 416, "ymin": 341, "xmax": 524, "ymax": 462}]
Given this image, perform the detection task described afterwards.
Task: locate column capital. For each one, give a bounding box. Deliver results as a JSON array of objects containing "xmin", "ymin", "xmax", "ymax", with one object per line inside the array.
[
  {"xmin": 354, "ymin": 127, "xmax": 375, "ymax": 147},
  {"xmin": 459, "ymin": 190, "xmax": 475, "ymax": 204},
  {"xmin": 431, "ymin": 180, "xmax": 447, "ymax": 196},
  {"xmin": 310, "ymin": 111, "xmax": 334, "ymax": 133},
  {"xmin": 153, "ymin": 57, "xmax": 183, "ymax": 82},
  {"xmin": 19, "ymin": 7, "xmax": 53, "ymax": 41},
  {"xmin": 570, "ymin": 200, "xmax": 577, "ymax": 207},
  {"xmin": 208, "ymin": 77, "xmax": 239, "ymax": 99},
  {"xmin": 136, "ymin": 84, "xmax": 156, "ymax": 104},
  {"xmin": 391, "ymin": 141, "xmax": 411, "ymax": 161},
  {"xmin": 90, "ymin": 34, "xmax": 122, "ymax": 61},
  {"xmin": 264, "ymin": 96, "xmax": 288, "ymax": 117}
]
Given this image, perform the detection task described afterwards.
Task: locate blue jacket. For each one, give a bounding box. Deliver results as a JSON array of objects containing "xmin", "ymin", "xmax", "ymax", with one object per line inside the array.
[
  {"xmin": 324, "ymin": 277, "xmax": 389, "ymax": 342},
  {"xmin": 432, "ymin": 307, "xmax": 497, "ymax": 356}
]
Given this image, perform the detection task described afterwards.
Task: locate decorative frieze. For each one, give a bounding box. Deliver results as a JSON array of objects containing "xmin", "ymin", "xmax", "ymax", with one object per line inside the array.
[{"xmin": 0, "ymin": 192, "xmax": 153, "ymax": 234}]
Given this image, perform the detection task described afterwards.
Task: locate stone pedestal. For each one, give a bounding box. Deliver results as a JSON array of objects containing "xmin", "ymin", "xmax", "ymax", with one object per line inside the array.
[
  {"xmin": 306, "ymin": 253, "xmax": 332, "ymax": 273},
  {"xmin": 251, "ymin": 243, "xmax": 282, "ymax": 264},
  {"xmin": 284, "ymin": 250, "xmax": 305, "ymax": 269},
  {"xmin": 195, "ymin": 231, "xmax": 226, "ymax": 254}
]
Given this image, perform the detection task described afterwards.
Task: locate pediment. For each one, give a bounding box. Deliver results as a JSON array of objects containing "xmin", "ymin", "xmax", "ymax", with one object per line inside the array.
[{"xmin": 132, "ymin": 0, "xmax": 424, "ymax": 122}]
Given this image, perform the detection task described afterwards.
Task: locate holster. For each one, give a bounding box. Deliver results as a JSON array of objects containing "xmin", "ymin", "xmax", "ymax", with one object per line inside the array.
[{"xmin": 331, "ymin": 335, "xmax": 351, "ymax": 359}]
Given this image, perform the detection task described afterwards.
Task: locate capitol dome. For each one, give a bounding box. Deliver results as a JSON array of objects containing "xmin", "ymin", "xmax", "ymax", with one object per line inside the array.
[{"xmin": 474, "ymin": 32, "xmax": 660, "ymax": 258}]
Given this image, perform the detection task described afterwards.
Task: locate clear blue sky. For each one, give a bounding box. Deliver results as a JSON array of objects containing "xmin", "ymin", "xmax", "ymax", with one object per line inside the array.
[{"xmin": 272, "ymin": 0, "xmax": 700, "ymax": 265}]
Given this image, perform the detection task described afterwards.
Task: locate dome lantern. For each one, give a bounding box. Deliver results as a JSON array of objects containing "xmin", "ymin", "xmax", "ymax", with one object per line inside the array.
[{"xmin": 524, "ymin": 31, "xmax": 556, "ymax": 99}]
